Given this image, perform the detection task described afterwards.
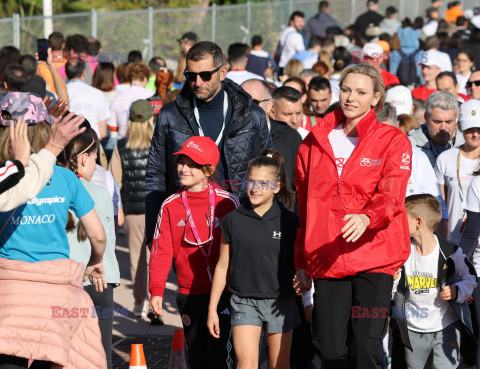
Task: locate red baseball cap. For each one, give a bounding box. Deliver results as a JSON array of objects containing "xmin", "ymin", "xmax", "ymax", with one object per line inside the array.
[{"xmin": 173, "ymin": 136, "xmax": 220, "ymax": 167}]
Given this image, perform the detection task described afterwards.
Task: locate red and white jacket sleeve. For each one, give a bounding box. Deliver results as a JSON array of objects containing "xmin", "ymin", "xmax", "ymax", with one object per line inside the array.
[
  {"xmin": 294, "ymin": 136, "xmax": 312, "ymax": 271},
  {"xmin": 149, "ymin": 202, "xmax": 174, "ymax": 298},
  {"xmin": 363, "ymin": 134, "xmax": 412, "ymax": 229}
]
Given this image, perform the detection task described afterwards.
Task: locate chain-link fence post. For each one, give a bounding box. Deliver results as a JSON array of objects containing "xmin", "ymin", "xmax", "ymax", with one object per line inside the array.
[
  {"xmin": 13, "ymin": 13, "xmax": 20, "ymax": 49},
  {"xmin": 91, "ymin": 9, "xmax": 97, "ymax": 38},
  {"xmin": 414, "ymin": 0, "xmax": 420, "ymax": 19},
  {"xmin": 399, "ymin": 0, "xmax": 406, "ymax": 21},
  {"xmin": 288, "ymin": 0, "xmax": 293, "ymax": 16},
  {"xmin": 350, "ymin": 0, "xmax": 356, "ymax": 24},
  {"xmin": 211, "ymin": 3, "xmax": 216, "ymax": 43},
  {"xmin": 247, "ymin": 1, "xmax": 251, "ymax": 40},
  {"xmin": 148, "ymin": 7, "xmax": 154, "ymax": 60}
]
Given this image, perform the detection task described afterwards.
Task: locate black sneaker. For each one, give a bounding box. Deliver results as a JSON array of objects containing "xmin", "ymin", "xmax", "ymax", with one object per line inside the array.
[{"xmin": 147, "ymin": 311, "xmax": 164, "ymax": 326}]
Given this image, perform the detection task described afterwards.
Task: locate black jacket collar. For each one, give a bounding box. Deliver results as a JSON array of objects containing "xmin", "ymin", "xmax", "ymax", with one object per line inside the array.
[{"xmin": 237, "ymin": 199, "xmax": 282, "ymax": 220}]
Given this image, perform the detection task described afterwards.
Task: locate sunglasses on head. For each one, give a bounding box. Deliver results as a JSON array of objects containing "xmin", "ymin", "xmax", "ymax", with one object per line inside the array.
[
  {"xmin": 252, "ymin": 98, "xmax": 270, "ymax": 105},
  {"xmin": 466, "ymin": 80, "xmax": 480, "ymax": 89},
  {"xmin": 184, "ymin": 66, "xmax": 222, "ymax": 82}
]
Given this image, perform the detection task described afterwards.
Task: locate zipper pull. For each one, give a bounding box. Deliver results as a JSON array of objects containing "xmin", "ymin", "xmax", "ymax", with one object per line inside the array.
[{"xmin": 337, "ymin": 181, "xmax": 341, "ymax": 194}]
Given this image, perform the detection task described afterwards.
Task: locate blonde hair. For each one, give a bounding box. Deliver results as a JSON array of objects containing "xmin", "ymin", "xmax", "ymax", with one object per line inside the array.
[
  {"xmin": 125, "ymin": 117, "xmax": 155, "ymax": 150},
  {"xmin": 398, "ymin": 114, "xmax": 419, "ymax": 135},
  {"xmin": 339, "ymin": 63, "xmax": 385, "ymax": 113},
  {"xmin": 285, "ymin": 59, "xmax": 304, "ymax": 78},
  {"xmin": 405, "ymin": 194, "xmax": 442, "ymax": 231},
  {"xmin": 174, "ymin": 55, "xmax": 186, "ymax": 84},
  {"xmin": 0, "ymin": 122, "xmax": 50, "ymax": 162},
  {"xmin": 319, "ymin": 50, "xmax": 334, "ymax": 76}
]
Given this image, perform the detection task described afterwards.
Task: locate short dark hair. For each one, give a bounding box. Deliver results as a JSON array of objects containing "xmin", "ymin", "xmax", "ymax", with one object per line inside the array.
[
  {"xmin": 251, "ymin": 35, "xmax": 263, "ymax": 47},
  {"xmin": 4, "ymin": 65, "xmax": 26, "ymax": 91},
  {"xmin": 87, "ymin": 37, "xmax": 101, "ymax": 56},
  {"xmin": 148, "ymin": 57, "xmax": 166, "ymax": 75},
  {"xmin": 272, "ymin": 86, "xmax": 302, "ymax": 103},
  {"xmin": 128, "ymin": 50, "xmax": 143, "ymax": 64},
  {"xmin": 367, "ymin": 0, "xmax": 378, "ymax": 7},
  {"xmin": 436, "ymin": 71, "xmax": 457, "ymax": 85},
  {"xmin": 319, "ymin": 1, "xmax": 329, "ymax": 11},
  {"xmin": 65, "ymin": 61, "xmax": 86, "ymax": 80},
  {"xmin": 456, "ymin": 16, "xmax": 467, "ymax": 27},
  {"xmin": 322, "ymin": 35, "xmax": 335, "ymax": 48},
  {"xmin": 48, "ymin": 31, "xmax": 64, "ymax": 51},
  {"xmin": 186, "ymin": 41, "xmax": 224, "ymax": 68},
  {"xmin": 308, "ymin": 76, "xmax": 331, "ymax": 92},
  {"xmin": 228, "ymin": 43, "xmax": 249, "ymax": 64},
  {"xmin": 405, "ymin": 194, "xmax": 442, "ymax": 231},
  {"xmin": 19, "ymin": 55, "xmax": 37, "ymax": 78},
  {"xmin": 308, "ymin": 36, "xmax": 322, "ymax": 49},
  {"xmin": 325, "ymin": 26, "xmax": 343, "ymax": 36},
  {"xmin": 386, "ymin": 6, "xmax": 397, "ymax": 17},
  {"xmin": 65, "ymin": 34, "xmax": 88, "ymax": 54},
  {"xmin": 289, "ymin": 11, "xmax": 305, "ymax": 22}
]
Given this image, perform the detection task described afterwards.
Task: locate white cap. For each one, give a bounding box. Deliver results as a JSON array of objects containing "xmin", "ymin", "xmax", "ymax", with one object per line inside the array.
[
  {"xmin": 418, "ymin": 50, "xmax": 443, "ymax": 71},
  {"xmin": 386, "ymin": 86, "xmax": 413, "ymax": 116},
  {"xmin": 361, "ymin": 43, "xmax": 384, "ymax": 59},
  {"xmin": 334, "ymin": 35, "xmax": 350, "ymax": 48},
  {"xmin": 459, "ymin": 99, "xmax": 480, "ymax": 131}
]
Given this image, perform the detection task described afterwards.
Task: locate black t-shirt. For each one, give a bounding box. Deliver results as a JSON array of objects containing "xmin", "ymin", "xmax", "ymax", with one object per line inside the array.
[{"xmin": 219, "ymin": 200, "xmax": 298, "ymax": 298}]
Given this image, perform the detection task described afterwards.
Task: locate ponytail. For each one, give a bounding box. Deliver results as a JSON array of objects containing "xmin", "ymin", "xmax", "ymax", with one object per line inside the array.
[{"xmin": 247, "ymin": 149, "xmax": 294, "ymax": 210}]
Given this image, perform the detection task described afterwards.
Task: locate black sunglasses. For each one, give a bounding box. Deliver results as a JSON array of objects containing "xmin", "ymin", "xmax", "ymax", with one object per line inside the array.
[
  {"xmin": 252, "ymin": 98, "xmax": 271, "ymax": 105},
  {"xmin": 466, "ymin": 80, "xmax": 480, "ymax": 89},
  {"xmin": 184, "ymin": 66, "xmax": 222, "ymax": 82}
]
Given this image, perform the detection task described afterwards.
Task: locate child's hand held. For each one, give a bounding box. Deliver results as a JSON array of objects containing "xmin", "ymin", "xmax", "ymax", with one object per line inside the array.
[
  {"xmin": 150, "ymin": 296, "xmax": 164, "ymax": 317},
  {"xmin": 440, "ymin": 285, "xmax": 457, "ymax": 301}
]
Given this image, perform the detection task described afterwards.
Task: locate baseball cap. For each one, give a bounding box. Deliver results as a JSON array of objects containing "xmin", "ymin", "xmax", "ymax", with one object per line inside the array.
[
  {"xmin": 0, "ymin": 92, "xmax": 53, "ymax": 126},
  {"xmin": 173, "ymin": 136, "xmax": 220, "ymax": 167},
  {"xmin": 129, "ymin": 99, "xmax": 154, "ymax": 122},
  {"xmin": 386, "ymin": 86, "xmax": 413, "ymax": 116},
  {"xmin": 362, "ymin": 43, "xmax": 384, "ymax": 59},
  {"xmin": 20, "ymin": 76, "xmax": 47, "ymax": 99},
  {"xmin": 178, "ymin": 32, "xmax": 199, "ymax": 43},
  {"xmin": 418, "ymin": 50, "xmax": 443, "ymax": 70},
  {"xmin": 459, "ymin": 99, "xmax": 480, "ymax": 131}
]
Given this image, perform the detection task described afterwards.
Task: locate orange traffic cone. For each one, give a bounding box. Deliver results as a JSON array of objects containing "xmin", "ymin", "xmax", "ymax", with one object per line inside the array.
[
  {"xmin": 129, "ymin": 344, "xmax": 147, "ymax": 369},
  {"xmin": 168, "ymin": 329, "xmax": 187, "ymax": 369}
]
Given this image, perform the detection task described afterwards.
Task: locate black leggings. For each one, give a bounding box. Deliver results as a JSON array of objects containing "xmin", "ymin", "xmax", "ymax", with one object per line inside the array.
[
  {"xmin": 85, "ymin": 284, "xmax": 114, "ymax": 369},
  {"xmin": 0, "ymin": 355, "xmax": 50, "ymax": 369}
]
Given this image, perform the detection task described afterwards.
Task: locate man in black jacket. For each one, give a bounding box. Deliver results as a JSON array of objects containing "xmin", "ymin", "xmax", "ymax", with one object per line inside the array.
[
  {"xmin": 354, "ymin": 0, "xmax": 384, "ymax": 40},
  {"xmin": 145, "ymin": 41, "xmax": 273, "ymax": 245},
  {"xmin": 241, "ymin": 79, "xmax": 302, "ymax": 192}
]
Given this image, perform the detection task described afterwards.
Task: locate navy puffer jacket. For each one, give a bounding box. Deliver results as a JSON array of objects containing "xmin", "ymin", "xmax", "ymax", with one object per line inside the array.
[{"xmin": 145, "ymin": 79, "xmax": 273, "ymax": 243}]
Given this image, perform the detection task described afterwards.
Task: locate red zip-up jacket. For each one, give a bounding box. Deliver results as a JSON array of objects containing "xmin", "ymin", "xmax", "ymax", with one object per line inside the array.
[
  {"xmin": 294, "ymin": 108, "xmax": 412, "ymax": 279},
  {"xmin": 149, "ymin": 183, "xmax": 239, "ymax": 298}
]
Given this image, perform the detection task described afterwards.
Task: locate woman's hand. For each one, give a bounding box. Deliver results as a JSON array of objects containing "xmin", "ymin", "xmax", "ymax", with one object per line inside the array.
[
  {"xmin": 9, "ymin": 118, "xmax": 30, "ymax": 167},
  {"xmin": 149, "ymin": 296, "xmax": 164, "ymax": 317},
  {"xmin": 342, "ymin": 214, "xmax": 370, "ymax": 243},
  {"xmin": 293, "ymin": 269, "xmax": 312, "ymax": 295},
  {"xmin": 84, "ymin": 259, "xmax": 107, "ymax": 293},
  {"xmin": 46, "ymin": 97, "xmax": 68, "ymax": 118},
  {"xmin": 207, "ymin": 311, "xmax": 221, "ymax": 338}
]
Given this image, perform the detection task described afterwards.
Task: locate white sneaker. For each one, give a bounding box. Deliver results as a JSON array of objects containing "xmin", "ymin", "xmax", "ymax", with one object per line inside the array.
[{"xmin": 133, "ymin": 303, "xmax": 148, "ymax": 318}]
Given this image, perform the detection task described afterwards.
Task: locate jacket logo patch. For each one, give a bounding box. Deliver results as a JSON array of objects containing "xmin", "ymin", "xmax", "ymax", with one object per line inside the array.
[
  {"xmin": 186, "ymin": 141, "xmax": 203, "ymax": 152},
  {"xmin": 360, "ymin": 158, "xmax": 382, "ymax": 167},
  {"xmin": 272, "ymin": 231, "xmax": 282, "ymax": 239},
  {"xmin": 401, "ymin": 153, "xmax": 411, "ymax": 165}
]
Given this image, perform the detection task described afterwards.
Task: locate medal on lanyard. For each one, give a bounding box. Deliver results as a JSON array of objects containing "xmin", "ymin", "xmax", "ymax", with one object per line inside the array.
[{"xmin": 181, "ymin": 184, "xmax": 216, "ymax": 282}]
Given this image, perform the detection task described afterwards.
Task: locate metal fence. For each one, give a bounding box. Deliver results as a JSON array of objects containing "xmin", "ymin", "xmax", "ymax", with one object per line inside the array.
[{"xmin": 0, "ymin": 0, "xmax": 478, "ymax": 61}]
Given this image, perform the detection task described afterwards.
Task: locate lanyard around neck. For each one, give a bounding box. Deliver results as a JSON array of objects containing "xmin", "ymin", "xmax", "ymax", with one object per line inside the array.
[{"xmin": 193, "ymin": 92, "xmax": 228, "ymax": 145}]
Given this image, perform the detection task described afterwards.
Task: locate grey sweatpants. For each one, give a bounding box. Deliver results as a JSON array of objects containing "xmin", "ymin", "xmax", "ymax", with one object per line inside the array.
[{"xmin": 405, "ymin": 321, "xmax": 461, "ymax": 369}]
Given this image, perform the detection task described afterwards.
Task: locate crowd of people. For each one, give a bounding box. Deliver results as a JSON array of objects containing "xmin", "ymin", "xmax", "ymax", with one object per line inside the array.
[{"xmin": 0, "ymin": 0, "xmax": 480, "ymax": 368}]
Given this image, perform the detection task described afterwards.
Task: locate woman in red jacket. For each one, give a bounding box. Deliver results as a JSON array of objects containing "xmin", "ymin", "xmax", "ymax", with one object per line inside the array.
[{"xmin": 294, "ymin": 64, "xmax": 412, "ymax": 369}]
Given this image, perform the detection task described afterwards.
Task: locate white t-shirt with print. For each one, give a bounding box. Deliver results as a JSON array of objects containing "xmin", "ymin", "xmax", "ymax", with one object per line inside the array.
[
  {"xmin": 435, "ymin": 147, "xmax": 480, "ymax": 246},
  {"xmin": 464, "ymin": 175, "xmax": 480, "ymax": 274},
  {"xmin": 405, "ymin": 237, "xmax": 458, "ymax": 333},
  {"xmin": 328, "ymin": 123, "xmax": 359, "ymax": 176}
]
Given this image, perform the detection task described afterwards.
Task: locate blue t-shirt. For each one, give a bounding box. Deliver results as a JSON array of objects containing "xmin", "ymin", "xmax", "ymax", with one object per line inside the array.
[{"xmin": 0, "ymin": 166, "xmax": 94, "ymax": 262}]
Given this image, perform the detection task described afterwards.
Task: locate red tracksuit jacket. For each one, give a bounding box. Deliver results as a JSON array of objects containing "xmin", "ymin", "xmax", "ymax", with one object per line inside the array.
[
  {"xmin": 294, "ymin": 108, "xmax": 412, "ymax": 279},
  {"xmin": 149, "ymin": 183, "xmax": 239, "ymax": 298}
]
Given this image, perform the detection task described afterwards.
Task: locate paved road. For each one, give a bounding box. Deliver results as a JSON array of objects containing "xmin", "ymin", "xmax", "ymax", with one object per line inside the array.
[{"xmin": 112, "ymin": 233, "xmax": 182, "ymax": 368}]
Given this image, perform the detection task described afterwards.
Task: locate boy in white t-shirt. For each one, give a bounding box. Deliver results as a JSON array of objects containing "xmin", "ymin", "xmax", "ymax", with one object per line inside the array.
[{"xmin": 392, "ymin": 194, "xmax": 477, "ymax": 369}]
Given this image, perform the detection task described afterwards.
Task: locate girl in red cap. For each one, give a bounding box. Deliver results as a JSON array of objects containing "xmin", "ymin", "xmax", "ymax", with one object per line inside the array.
[{"xmin": 149, "ymin": 136, "xmax": 239, "ymax": 369}]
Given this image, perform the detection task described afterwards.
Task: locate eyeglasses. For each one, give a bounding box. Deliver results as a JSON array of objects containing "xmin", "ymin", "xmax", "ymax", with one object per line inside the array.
[
  {"xmin": 183, "ymin": 66, "xmax": 222, "ymax": 82},
  {"xmin": 466, "ymin": 80, "xmax": 480, "ymax": 89},
  {"xmin": 252, "ymin": 98, "xmax": 271, "ymax": 105},
  {"xmin": 183, "ymin": 213, "xmax": 214, "ymax": 246}
]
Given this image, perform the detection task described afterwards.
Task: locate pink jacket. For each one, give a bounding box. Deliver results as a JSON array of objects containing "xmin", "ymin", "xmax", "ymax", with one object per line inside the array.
[{"xmin": 0, "ymin": 258, "xmax": 107, "ymax": 369}]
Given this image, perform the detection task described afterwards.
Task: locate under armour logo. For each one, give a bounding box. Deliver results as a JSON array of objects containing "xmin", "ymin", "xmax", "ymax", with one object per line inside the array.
[{"xmin": 272, "ymin": 231, "xmax": 282, "ymax": 239}]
